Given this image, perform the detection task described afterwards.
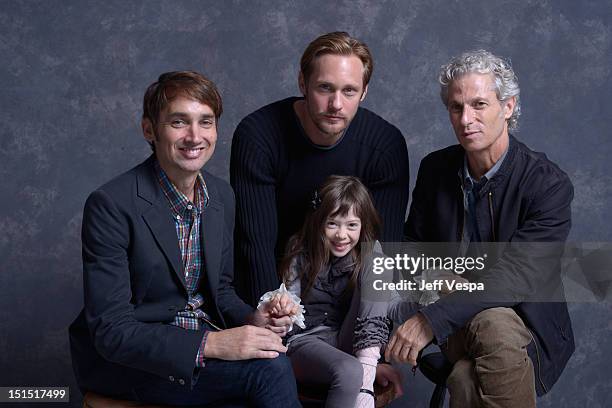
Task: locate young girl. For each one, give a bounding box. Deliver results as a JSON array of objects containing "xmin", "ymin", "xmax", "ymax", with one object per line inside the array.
[{"xmin": 278, "ymin": 175, "xmax": 395, "ymax": 408}]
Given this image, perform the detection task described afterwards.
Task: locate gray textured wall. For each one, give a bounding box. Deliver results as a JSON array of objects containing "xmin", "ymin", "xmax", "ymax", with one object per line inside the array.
[{"xmin": 1, "ymin": 1, "xmax": 611, "ymax": 406}]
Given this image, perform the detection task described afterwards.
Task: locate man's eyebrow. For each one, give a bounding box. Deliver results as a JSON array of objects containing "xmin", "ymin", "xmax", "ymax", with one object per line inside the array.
[
  {"xmin": 165, "ymin": 112, "xmax": 215, "ymax": 119},
  {"xmin": 164, "ymin": 111, "xmax": 189, "ymax": 118},
  {"xmin": 198, "ymin": 114, "xmax": 216, "ymax": 120}
]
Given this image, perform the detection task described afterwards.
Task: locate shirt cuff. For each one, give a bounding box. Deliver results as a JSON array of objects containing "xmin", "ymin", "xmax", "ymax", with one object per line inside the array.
[{"xmin": 195, "ymin": 330, "xmax": 209, "ymax": 367}]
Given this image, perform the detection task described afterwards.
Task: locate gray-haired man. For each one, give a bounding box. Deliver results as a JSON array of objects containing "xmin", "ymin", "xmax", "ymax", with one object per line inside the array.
[{"xmin": 386, "ymin": 50, "xmax": 574, "ymax": 407}]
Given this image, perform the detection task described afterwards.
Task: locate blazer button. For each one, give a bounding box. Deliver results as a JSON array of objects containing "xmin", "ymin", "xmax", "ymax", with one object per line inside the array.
[
  {"xmin": 168, "ymin": 375, "xmax": 175, "ymax": 382},
  {"xmin": 178, "ymin": 378, "xmax": 185, "ymax": 385}
]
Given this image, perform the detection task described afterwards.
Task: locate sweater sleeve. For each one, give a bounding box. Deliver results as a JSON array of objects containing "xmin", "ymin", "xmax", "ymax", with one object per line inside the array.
[
  {"xmin": 230, "ymin": 118, "xmax": 282, "ymax": 305},
  {"xmin": 366, "ymin": 128, "xmax": 410, "ymax": 244}
]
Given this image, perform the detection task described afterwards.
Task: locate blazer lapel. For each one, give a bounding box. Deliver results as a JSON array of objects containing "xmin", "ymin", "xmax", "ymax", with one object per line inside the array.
[{"xmin": 137, "ymin": 158, "xmax": 187, "ymax": 290}]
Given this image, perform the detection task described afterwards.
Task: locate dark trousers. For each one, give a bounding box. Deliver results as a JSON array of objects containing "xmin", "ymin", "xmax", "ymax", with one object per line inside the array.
[{"xmin": 132, "ymin": 354, "xmax": 300, "ymax": 407}]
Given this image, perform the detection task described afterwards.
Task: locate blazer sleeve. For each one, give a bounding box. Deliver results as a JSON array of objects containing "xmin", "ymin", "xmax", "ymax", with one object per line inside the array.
[{"xmin": 215, "ymin": 180, "xmax": 256, "ymax": 326}]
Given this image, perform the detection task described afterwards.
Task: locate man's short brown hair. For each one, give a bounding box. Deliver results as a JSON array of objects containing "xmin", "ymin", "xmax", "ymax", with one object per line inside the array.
[
  {"xmin": 142, "ymin": 71, "xmax": 223, "ymax": 126},
  {"xmin": 300, "ymin": 32, "xmax": 373, "ymax": 88}
]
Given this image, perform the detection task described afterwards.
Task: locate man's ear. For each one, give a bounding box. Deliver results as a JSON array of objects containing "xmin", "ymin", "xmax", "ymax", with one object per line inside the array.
[
  {"xmin": 298, "ymin": 71, "xmax": 306, "ymax": 96},
  {"xmin": 142, "ymin": 118, "xmax": 156, "ymax": 144},
  {"xmin": 503, "ymin": 96, "xmax": 516, "ymax": 120},
  {"xmin": 360, "ymin": 84, "xmax": 369, "ymax": 102}
]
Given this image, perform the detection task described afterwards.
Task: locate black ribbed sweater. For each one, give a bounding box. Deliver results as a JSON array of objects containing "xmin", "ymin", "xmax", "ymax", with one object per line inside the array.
[{"xmin": 230, "ymin": 97, "xmax": 409, "ymax": 304}]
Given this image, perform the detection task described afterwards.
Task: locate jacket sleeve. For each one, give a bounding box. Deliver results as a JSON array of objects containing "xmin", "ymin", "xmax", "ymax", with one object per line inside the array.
[
  {"xmin": 403, "ymin": 155, "xmax": 432, "ymax": 242},
  {"xmin": 82, "ymin": 189, "xmax": 203, "ymax": 386},
  {"xmin": 230, "ymin": 120, "xmax": 281, "ymax": 304},
  {"xmin": 215, "ymin": 181, "xmax": 256, "ymax": 326},
  {"xmin": 367, "ymin": 130, "xmax": 410, "ymax": 244},
  {"xmin": 420, "ymin": 168, "xmax": 574, "ymax": 344}
]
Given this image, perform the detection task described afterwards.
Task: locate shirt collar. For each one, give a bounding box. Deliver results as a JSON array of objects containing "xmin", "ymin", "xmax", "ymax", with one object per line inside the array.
[
  {"xmin": 154, "ymin": 159, "xmax": 209, "ymax": 218},
  {"xmin": 463, "ymin": 146, "xmax": 509, "ymax": 188}
]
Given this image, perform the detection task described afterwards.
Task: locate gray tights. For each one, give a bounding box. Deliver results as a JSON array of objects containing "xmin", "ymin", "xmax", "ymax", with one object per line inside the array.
[{"xmin": 288, "ymin": 330, "xmax": 363, "ymax": 408}]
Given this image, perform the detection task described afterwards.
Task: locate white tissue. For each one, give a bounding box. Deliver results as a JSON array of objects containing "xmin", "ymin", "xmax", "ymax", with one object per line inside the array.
[{"xmin": 257, "ymin": 283, "xmax": 306, "ymax": 331}]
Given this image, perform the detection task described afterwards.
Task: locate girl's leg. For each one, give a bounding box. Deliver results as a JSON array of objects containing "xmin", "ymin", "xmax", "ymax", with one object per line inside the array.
[
  {"xmin": 288, "ymin": 335, "xmax": 363, "ymax": 408},
  {"xmin": 354, "ymin": 346, "xmax": 380, "ymax": 408}
]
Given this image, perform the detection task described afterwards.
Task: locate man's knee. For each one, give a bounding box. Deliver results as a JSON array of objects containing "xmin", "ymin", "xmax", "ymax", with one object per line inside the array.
[
  {"xmin": 253, "ymin": 354, "xmax": 294, "ymax": 381},
  {"xmin": 465, "ymin": 307, "xmax": 532, "ymax": 357},
  {"xmin": 241, "ymin": 356, "xmax": 299, "ymax": 407}
]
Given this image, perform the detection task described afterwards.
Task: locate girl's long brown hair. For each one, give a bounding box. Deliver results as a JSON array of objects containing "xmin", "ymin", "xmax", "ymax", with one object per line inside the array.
[{"xmin": 279, "ymin": 175, "xmax": 381, "ymax": 296}]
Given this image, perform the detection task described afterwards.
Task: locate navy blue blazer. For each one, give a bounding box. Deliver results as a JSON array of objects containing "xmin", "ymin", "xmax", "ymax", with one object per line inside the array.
[{"xmin": 69, "ymin": 156, "xmax": 253, "ymax": 396}]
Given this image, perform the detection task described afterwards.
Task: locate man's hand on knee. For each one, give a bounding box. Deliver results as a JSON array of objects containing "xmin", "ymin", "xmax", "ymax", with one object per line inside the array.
[
  {"xmin": 204, "ymin": 325, "xmax": 287, "ymax": 360},
  {"xmin": 385, "ymin": 313, "xmax": 433, "ymax": 366}
]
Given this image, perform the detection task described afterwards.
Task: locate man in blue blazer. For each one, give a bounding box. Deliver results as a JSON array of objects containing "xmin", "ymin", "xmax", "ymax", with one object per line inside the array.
[{"xmin": 69, "ymin": 71, "xmax": 300, "ymax": 406}]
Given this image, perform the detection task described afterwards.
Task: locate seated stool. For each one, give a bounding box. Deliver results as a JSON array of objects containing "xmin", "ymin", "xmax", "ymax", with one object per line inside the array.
[
  {"xmin": 418, "ymin": 352, "xmax": 453, "ymax": 408},
  {"xmin": 83, "ymin": 392, "xmax": 168, "ymax": 408}
]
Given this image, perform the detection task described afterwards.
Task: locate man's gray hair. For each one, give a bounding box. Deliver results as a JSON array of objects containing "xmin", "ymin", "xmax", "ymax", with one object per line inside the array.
[{"xmin": 439, "ymin": 50, "xmax": 521, "ymax": 130}]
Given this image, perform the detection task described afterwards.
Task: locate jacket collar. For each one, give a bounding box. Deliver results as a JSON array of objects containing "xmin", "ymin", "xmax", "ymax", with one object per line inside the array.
[{"xmin": 455, "ymin": 135, "xmax": 518, "ymax": 189}]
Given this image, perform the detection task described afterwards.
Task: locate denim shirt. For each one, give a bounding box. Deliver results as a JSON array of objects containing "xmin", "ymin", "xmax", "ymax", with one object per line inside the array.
[{"xmin": 461, "ymin": 147, "xmax": 508, "ymax": 248}]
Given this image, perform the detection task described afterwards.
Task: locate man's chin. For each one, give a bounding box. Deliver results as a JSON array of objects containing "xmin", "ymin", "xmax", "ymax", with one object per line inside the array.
[
  {"xmin": 315, "ymin": 124, "xmax": 346, "ymax": 141},
  {"xmin": 177, "ymin": 158, "xmax": 209, "ymax": 173}
]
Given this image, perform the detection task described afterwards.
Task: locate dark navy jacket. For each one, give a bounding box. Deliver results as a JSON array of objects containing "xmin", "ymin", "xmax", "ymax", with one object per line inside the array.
[
  {"xmin": 69, "ymin": 156, "xmax": 253, "ymax": 397},
  {"xmin": 404, "ymin": 136, "xmax": 575, "ymax": 395}
]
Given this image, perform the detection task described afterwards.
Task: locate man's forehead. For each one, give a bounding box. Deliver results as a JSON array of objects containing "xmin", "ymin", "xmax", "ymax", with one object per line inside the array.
[
  {"xmin": 310, "ymin": 54, "xmax": 365, "ymax": 83},
  {"xmin": 162, "ymin": 96, "xmax": 214, "ymax": 115},
  {"xmin": 449, "ymin": 73, "xmax": 497, "ymax": 98}
]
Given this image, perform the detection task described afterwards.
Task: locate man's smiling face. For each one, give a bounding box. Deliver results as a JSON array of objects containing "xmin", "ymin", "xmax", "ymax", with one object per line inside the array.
[{"xmin": 143, "ymin": 95, "xmax": 217, "ymax": 182}]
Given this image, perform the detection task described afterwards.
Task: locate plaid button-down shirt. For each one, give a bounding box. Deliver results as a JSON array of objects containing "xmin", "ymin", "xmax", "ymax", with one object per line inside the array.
[{"xmin": 155, "ymin": 160, "xmax": 212, "ymax": 367}]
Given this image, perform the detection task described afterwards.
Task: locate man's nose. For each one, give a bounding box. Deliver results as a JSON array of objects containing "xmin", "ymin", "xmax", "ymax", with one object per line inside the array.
[
  {"xmin": 329, "ymin": 92, "xmax": 343, "ymax": 111},
  {"xmin": 461, "ymin": 106, "xmax": 474, "ymax": 126},
  {"xmin": 185, "ymin": 123, "xmax": 203, "ymax": 142}
]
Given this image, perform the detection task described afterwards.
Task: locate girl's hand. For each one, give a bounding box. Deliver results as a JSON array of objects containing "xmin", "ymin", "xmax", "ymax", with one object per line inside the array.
[
  {"xmin": 250, "ymin": 293, "xmax": 300, "ymax": 337},
  {"xmin": 266, "ymin": 293, "xmax": 299, "ymax": 317}
]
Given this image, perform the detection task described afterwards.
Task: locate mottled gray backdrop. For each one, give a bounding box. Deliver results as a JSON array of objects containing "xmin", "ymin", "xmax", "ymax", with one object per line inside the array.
[{"xmin": 1, "ymin": 0, "xmax": 611, "ymax": 406}]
